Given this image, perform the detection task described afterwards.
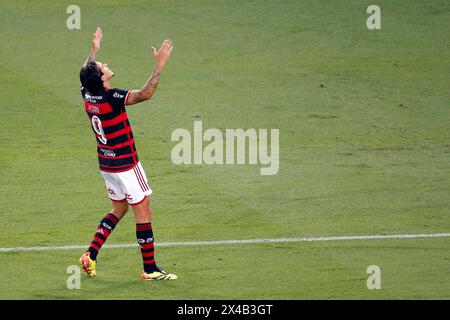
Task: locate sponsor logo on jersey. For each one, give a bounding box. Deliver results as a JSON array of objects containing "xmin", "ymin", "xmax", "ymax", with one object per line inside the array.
[
  {"xmin": 100, "ymin": 149, "xmax": 116, "ymax": 157},
  {"xmin": 84, "ymin": 93, "xmax": 104, "ymax": 103},
  {"xmin": 88, "ymin": 105, "xmax": 100, "ymax": 113},
  {"xmin": 113, "ymin": 92, "xmax": 124, "ymax": 99},
  {"xmin": 85, "ymin": 93, "xmax": 103, "ymax": 100}
]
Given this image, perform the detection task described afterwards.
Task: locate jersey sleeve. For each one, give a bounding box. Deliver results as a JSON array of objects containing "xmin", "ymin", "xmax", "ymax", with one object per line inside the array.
[{"xmin": 108, "ymin": 88, "xmax": 131, "ymax": 110}]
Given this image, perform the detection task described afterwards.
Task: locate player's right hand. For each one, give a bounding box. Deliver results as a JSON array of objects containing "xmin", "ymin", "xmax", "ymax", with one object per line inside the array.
[
  {"xmin": 92, "ymin": 27, "xmax": 103, "ymax": 52},
  {"xmin": 152, "ymin": 39, "xmax": 173, "ymax": 70}
]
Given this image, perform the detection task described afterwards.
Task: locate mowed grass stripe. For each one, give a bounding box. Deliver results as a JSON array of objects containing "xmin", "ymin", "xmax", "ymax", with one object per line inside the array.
[{"xmin": 1, "ymin": 232, "xmax": 449, "ymax": 253}]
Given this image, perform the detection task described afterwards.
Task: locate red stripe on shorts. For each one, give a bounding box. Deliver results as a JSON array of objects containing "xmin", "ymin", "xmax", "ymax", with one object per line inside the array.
[
  {"xmin": 136, "ymin": 165, "xmax": 149, "ymax": 191},
  {"xmin": 133, "ymin": 166, "xmax": 148, "ymax": 192}
]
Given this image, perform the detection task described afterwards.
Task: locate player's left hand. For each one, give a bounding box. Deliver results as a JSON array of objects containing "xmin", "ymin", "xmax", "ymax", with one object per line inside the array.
[{"xmin": 152, "ymin": 39, "xmax": 173, "ymax": 71}]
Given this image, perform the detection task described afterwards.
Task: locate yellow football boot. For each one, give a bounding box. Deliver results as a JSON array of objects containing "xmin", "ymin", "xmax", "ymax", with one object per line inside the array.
[
  {"xmin": 79, "ymin": 252, "xmax": 96, "ymax": 277},
  {"xmin": 140, "ymin": 267, "xmax": 177, "ymax": 281}
]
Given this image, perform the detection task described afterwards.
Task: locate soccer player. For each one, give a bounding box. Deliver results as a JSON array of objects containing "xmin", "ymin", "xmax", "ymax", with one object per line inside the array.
[{"xmin": 78, "ymin": 27, "xmax": 177, "ymax": 281}]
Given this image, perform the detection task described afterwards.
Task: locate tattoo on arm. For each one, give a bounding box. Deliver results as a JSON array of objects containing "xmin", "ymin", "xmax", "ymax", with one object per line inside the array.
[
  {"xmin": 126, "ymin": 67, "xmax": 163, "ymax": 105},
  {"xmin": 83, "ymin": 48, "xmax": 97, "ymax": 66},
  {"xmin": 140, "ymin": 69, "xmax": 161, "ymax": 99}
]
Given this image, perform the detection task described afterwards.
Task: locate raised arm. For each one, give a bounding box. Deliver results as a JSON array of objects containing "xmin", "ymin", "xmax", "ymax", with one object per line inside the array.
[
  {"xmin": 126, "ymin": 39, "xmax": 173, "ymax": 106},
  {"xmin": 83, "ymin": 27, "xmax": 103, "ymax": 66}
]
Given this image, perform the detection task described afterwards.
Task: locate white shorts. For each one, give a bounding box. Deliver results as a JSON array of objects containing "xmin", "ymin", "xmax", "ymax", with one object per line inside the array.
[{"xmin": 101, "ymin": 162, "xmax": 153, "ymax": 205}]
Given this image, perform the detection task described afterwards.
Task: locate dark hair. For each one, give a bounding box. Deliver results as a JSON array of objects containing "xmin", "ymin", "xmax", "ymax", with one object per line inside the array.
[{"xmin": 80, "ymin": 61, "xmax": 103, "ymax": 93}]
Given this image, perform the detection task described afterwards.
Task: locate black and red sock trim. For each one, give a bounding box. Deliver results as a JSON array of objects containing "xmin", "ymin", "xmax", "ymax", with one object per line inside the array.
[
  {"xmin": 136, "ymin": 223, "xmax": 157, "ymax": 273},
  {"xmin": 87, "ymin": 213, "xmax": 119, "ymax": 260}
]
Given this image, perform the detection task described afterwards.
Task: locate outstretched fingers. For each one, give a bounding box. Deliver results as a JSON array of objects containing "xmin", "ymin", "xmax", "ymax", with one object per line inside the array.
[
  {"xmin": 163, "ymin": 39, "xmax": 173, "ymax": 55},
  {"xmin": 160, "ymin": 39, "xmax": 169, "ymax": 52},
  {"xmin": 94, "ymin": 27, "xmax": 103, "ymax": 39},
  {"xmin": 151, "ymin": 39, "xmax": 173, "ymax": 69},
  {"xmin": 92, "ymin": 27, "xmax": 103, "ymax": 51},
  {"xmin": 154, "ymin": 39, "xmax": 173, "ymax": 56}
]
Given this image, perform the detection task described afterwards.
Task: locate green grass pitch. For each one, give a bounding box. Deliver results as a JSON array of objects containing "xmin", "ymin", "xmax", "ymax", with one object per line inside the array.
[{"xmin": 0, "ymin": 0, "xmax": 449, "ymax": 299}]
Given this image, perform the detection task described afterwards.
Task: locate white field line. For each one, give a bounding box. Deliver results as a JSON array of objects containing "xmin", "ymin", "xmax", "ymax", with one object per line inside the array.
[{"xmin": 0, "ymin": 233, "xmax": 449, "ymax": 253}]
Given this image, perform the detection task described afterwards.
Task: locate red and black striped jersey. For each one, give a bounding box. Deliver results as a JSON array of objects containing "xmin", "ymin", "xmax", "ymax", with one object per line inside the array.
[{"xmin": 81, "ymin": 86, "xmax": 139, "ymax": 173}]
